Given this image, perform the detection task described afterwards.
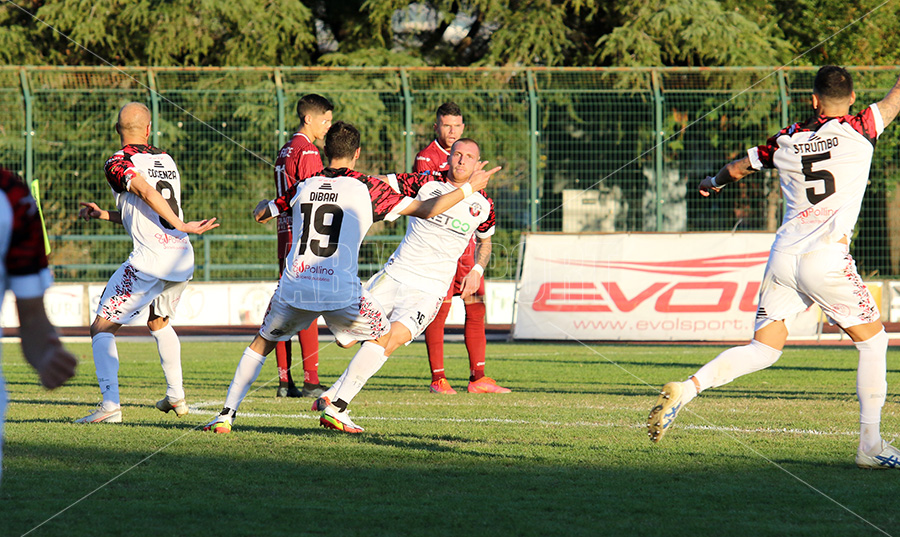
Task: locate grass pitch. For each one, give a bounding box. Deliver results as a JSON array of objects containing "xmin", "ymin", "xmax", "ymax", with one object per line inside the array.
[{"xmin": 1, "ymin": 339, "xmax": 898, "ymax": 537}]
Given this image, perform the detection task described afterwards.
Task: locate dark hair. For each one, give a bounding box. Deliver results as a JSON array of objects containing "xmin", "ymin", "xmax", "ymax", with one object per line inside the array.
[
  {"xmin": 814, "ymin": 66, "xmax": 854, "ymax": 101},
  {"xmin": 296, "ymin": 94, "xmax": 334, "ymax": 122},
  {"xmin": 324, "ymin": 121, "xmax": 360, "ymax": 160},
  {"xmin": 436, "ymin": 102, "xmax": 463, "ymax": 121},
  {"xmin": 450, "ymin": 137, "xmax": 480, "ymax": 158}
]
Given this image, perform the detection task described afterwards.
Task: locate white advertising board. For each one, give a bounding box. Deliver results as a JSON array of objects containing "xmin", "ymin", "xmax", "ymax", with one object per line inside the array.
[{"xmin": 513, "ymin": 233, "xmax": 776, "ymax": 341}]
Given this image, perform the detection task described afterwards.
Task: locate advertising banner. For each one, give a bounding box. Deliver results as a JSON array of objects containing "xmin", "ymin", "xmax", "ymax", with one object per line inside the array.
[{"xmin": 513, "ymin": 233, "xmax": 776, "ymax": 341}]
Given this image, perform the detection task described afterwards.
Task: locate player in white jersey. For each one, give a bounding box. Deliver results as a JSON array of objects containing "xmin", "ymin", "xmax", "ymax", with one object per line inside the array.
[
  {"xmin": 203, "ymin": 122, "xmax": 496, "ymax": 434},
  {"xmin": 648, "ymin": 66, "xmax": 900, "ymax": 469},
  {"xmin": 0, "ymin": 168, "xmax": 77, "ymax": 483},
  {"xmin": 314, "ymin": 138, "xmax": 507, "ymax": 433},
  {"xmin": 76, "ymin": 102, "xmax": 219, "ymax": 424}
]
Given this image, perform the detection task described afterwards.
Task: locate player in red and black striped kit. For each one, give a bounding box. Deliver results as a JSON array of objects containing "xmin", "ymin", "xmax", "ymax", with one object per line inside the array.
[
  {"xmin": 273, "ymin": 94, "xmax": 333, "ymax": 398},
  {"xmin": 415, "ymin": 102, "xmax": 510, "ymax": 394}
]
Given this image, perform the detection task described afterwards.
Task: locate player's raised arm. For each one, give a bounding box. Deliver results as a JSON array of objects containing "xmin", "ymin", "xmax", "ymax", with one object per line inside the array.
[
  {"xmin": 698, "ymin": 156, "xmax": 756, "ymax": 197},
  {"xmin": 400, "ymin": 164, "xmax": 500, "ymax": 218},
  {"xmin": 127, "ymin": 171, "xmax": 219, "ymax": 234},
  {"xmin": 876, "ymin": 71, "xmax": 900, "ymax": 128},
  {"xmin": 78, "ymin": 201, "xmax": 122, "ymax": 225}
]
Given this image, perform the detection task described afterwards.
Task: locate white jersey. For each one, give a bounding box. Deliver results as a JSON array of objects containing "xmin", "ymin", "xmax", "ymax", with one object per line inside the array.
[
  {"xmin": 748, "ymin": 104, "xmax": 884, "ymax": 255},
  {"xmin": 104, "ymin": 145, "xmax": 194, "ymax": 281},
  {"xmin": 270, "ymin": 167, "xmax": 412, "ymax": 310},
  {"xmin": 382, "ymin": 173, "xmax": 496, "ymax": 295}
]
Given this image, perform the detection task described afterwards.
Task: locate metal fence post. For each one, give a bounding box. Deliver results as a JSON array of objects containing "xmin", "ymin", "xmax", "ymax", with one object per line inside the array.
[
  {"xmin": 651, "ymin": 69, "xmax": 664, "ymax": 232},
  {"xmin": 400, "ymin": 68, "xmax": 413, "ymax": 172},
  {"xmin": 275, "ymin": 68, "xmax": 286, "ymax": 148},
  {"xmin": 148, "ymin": 68, "xmax": 160, "ymax": 146},
  {"xmin": 20, "ymin": 68, "xmax": 33, "ymax": 184},
  {"xmin": 777, "ymin": 70, "xmax": 790, "ymax": 129},
  {"xmin": 527, "ymin": 70, "xmax": 539, "ymax": 231}
]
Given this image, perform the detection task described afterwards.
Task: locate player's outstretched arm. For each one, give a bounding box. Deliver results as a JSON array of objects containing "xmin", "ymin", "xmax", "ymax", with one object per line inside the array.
[
  {"xmin": 698, "ymin": 156, "xmax": 755, "ymax": 197},
  {"xmin": 401, "ymin": 164, "xmax": 501, "ymax": 218},
  {"xmin": 128, "ymin": 171, "xmax": 219, "ymax": 234},
  {"xmin": 78, "ymin": 201, "xmax": 122, "ymax": 225},
  {"xmin": 16, "ymin": 296, "xmax": 77, "ymax": 389},
  {"xmin": 876, "ymin": 72, "xmax": 900, "ymax": 128}
]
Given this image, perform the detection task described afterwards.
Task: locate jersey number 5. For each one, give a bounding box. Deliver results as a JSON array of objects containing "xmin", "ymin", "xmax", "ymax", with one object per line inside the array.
[
  {"xmin": 801, "ymin": 152, "xmax": 835, "ymax": 204},
  {"xmin": 155, "ymin": 180, "xmax": 181, "ymax": 230},
  {"xmin": 297, "ymin": 203, "xmax": 343, "ymax": 257}
]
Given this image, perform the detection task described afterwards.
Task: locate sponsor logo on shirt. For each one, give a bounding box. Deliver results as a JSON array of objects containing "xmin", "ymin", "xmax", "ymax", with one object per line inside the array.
[
  {"xmin": 427, "ymin": 213, "xmax": 471, "ymax": 234},
  {"xmin": 292, "ymin": 259, "xmax": 335, "ymax": 277},
  {"xmin": 469, "ymin": 202, "xmax": 481, "ymax": 217}
]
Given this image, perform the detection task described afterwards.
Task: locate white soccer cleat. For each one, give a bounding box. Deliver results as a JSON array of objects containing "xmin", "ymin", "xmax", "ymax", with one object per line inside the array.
[
  {"xmin": 856, "ymin": 440, "xmax": 900, "ymax": 469},
  {"xmin": 156, "ymin": 396, "xmax": 189, "ymax": 417},
  {"xmin": 76, "ymin": 404, "xmax": 123, "ymax": 424},
  {"xmin": 203, "ymin": 410, "xmax": 234, "ymax": 434},
  {"xmin": 647, "ymin": 382, "xmax": 685, "ymax": 443},
  {"xmin": 320, "ymin": 404, "xmax": 364, "ymax": 433}
]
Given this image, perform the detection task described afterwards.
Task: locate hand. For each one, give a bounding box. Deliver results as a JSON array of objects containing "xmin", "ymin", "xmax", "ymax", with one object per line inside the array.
[
  {"xmin": 467, "ymin": 162, "xmax": 502, "ymax": 193},
  {"xmin": 79, "ymin": 201, "xmax": 106, "ymax": 221},
  {"xmin": 181, "ymin": 218, "xmax": 219, "ymax": 234},
  {"xmin": 37, "ymin": 337, "xmax": 77, "ymax": 390},
  {"xmin": 459, "ymin": 269, "xmax": 482, "ymax": 299},
  {"xmin": 254, "ymin": 200, "xmax": 273, "ymax": 223},
  {"xmin": 698, "ymin": 176, "xmax": 722, "ymax": 197}
]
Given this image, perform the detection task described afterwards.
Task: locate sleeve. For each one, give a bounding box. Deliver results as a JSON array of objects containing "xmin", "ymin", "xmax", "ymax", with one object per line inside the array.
[
  {"xmin": 2, "ymin": 170, "xmax": 52, "ymax": 298},
  {"xmin": 846, "ymin": 105, "xmax": 884, "ymax": 145},
  {"xmin": 413, "ymin": 148, "xmax": 431, "ymax": 173},
  {"xmin": 362, "ymin": 175, "xmax": 413, "ymax": 223},
  {"xmin": 270, "ymin": 182, "xmax": 300, "ymax": 216},
  {"xmin": 392, "ymin": 172, "xmax": 433, "ymax": 197},
  {"xmin": 747, "ymin": 126, "xmax": 790, "ymax": 171},
  {"xmin": 104, "ymin": 149, "xmax": 137, "ymax": 193},
  {"xmin": 475, "ymin": 195, "xmax": 496, "ymax": 238}
]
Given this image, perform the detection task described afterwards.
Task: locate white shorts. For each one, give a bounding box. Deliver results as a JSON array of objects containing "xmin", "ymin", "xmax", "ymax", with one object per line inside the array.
[
  {"xmin": 365, "ymin": 270, "xmax": 444, "ymax": 343},
  {"xmin": 259, "ymin": 285, "xmax": 390, "ymax": 347},
  {"xmin": 755, "ymin": 244, "xmax": 880, "ymax": 331},
  {"xmin": 96, "ymin": 262, "xmax": 189, "ymax": 324}
]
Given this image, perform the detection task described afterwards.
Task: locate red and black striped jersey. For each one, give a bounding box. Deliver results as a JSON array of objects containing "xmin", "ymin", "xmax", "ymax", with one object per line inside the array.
[{"xmin": 1, "ymin": 168, "xmax": 48, "ymax": 279}]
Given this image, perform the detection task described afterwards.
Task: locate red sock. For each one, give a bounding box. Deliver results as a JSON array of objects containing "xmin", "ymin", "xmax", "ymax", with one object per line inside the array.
[
  {"xmin": 465, "ymin": 301, "xmax": 486, "ymax": 381},
  {"xmin": 274, "ymin": 341, "xmax": 292, "ymax": 386},
  {"xmin": 299, "ymin": 323, "xmax": 320, "ymax": 384},
  {"xmin": 425, "ymin": 301, "xmax": 451, "ymax": 382}
]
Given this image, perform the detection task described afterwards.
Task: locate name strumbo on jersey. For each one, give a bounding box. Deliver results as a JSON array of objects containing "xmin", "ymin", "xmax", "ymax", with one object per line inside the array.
[{"xmin": 793, "ymin": 136, "xmax": 839, "ymax": 154}]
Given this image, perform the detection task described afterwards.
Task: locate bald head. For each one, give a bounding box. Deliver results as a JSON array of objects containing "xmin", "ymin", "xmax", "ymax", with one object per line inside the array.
[{"xmin": 116, "ymin": 102, "xmax": 151, "ymax": 144}]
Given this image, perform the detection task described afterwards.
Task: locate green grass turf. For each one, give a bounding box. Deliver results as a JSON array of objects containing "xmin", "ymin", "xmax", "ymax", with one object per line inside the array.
[{"xmin": 1, "ymin": 340, "xmax": 898, "ymax": 537}]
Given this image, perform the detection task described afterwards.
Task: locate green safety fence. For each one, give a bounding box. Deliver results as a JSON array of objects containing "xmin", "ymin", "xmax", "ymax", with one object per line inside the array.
[{"xmin": 2, "ymin": 66, "xmax": 899, "ymax": 281}]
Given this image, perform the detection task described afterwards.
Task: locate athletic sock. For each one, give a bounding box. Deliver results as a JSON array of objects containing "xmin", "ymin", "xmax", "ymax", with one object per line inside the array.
[
  {"xmin": 151, "ymin": 324, "xmax": 184, "ymax": 401},
  {"xmin": 691, "ymin": 339, "xmax": 782, "ymax": 393},
  {"xmin": 855, "ymin": 329, "xmax": 888, "ymax": 455},
  {"xmin": 91, "ymin": 332, "xmax": 121, "ymax": 408},
  {"xmin": 464, "ymin": 301, "xmax": 487, "ymax": 381},
  {"xmin": 223, "ymin": 347, "xmax": 267, "ymax": 411},
  {"xmin": 425, "ymin": 301, "xmax": 451, "ymax": 382},
  {"xmin": 274, "ymin": 341, "xmax": 292, "ymax": 387},
  {"xmin": 299, "ymin": 324, "xmax": 320, "ymax": 385},
  {"xmin": 332, "ymin": 342, "xmax": 387, "ymax": 406}
]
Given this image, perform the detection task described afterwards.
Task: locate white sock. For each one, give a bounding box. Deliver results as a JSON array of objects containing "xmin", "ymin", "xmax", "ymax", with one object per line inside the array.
[
  {"xmin": 151, "ymin": 324, "xmax": 184, "ymax": 401},
  {"xmin": 856, "ymin": 329, "xmax": 888, "ymax": 454},
  {"xmin": 321, "ymin": 370, "xmax": 347, "ymax": 402},
  {"xmin": 91, "ymin": 332, "xmax": 121, "ymax": 409},
  {"xmin": 692, "ymin": 339, "xmax": 782, "ymax": 393},
  {"xmin": 333, "ymin": 342, "xmax": 387, "ymax": 406},
  {"xmin": 223, "ymin": 347, "xmax": 267, "ymax": 412}
]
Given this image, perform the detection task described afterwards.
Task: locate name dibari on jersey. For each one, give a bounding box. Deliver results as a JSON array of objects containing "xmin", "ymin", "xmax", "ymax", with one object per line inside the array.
[
  {"xmin": 793, "ymin": 137, "xmax": 839, "ymax": 154},
  {"xmin": 310, "ymin": 191, "xmax": 339, "ymax": 202}
]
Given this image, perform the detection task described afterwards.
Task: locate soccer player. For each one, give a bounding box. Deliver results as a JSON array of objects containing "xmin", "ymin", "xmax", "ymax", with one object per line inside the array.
[
  {"xmin": 648, "ymin": 66, "xmax": 900, "ymax": 469},
  {"xmin": 76, "ymin": 102, "xmax": 219, "ymax": 424},
  {"xmin": 273, "ymin": 94, "xmax": 333, "ymax": 399},
  {"xmin": 415, "ymin": 103, "xmax": 509, "ymax": 394},
  {"xmin": 0, "ymin": 168, "xmax": 77, "ymax": 482},
  {"xmin": 315, "ymin": 137, "xmax": 505, "ymax": 433},
  {"xmin": 203, "ymin": 122, "xmax": 496, "ymax": 434}
]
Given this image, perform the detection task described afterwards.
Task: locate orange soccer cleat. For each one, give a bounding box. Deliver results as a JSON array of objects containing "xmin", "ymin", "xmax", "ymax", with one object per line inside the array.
[
  {"xmin": 467, "ymin": 376, "xmax": 511, "ymax": 394},
  {"xmin": 429, "ymin": 378, "xmax": 458, "ymax": 394}
]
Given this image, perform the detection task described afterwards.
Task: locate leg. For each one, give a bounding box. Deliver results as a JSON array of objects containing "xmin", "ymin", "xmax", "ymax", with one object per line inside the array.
[
  {"xmin": 77, "ymin": 315, "xmax": 124, "ymax": 423},
  {"xmin": 148, "ymin": 309, "xmax": 185, "ymax": 402},
  {"xmin": 464, "ymin": 293, "xmax": 510, "ymax": 394},
  {"xmin": 274, "ymin": 251, "xmax": 299, "ymax": 396},
  {"xmin": 424, "ymin": 300, "xmax": 451, "ymax": 383},
  {"xmin": 298, "ymin": 323, "xmax": 325, "ymax": 397},
  {"xmin": 845, "ymin": 321, "xmax": 889, "ymax": 458}
]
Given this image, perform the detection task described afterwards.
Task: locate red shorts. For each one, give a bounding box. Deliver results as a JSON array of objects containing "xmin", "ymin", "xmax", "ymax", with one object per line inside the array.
[{"xmin": 445, "ymin": 237, "xmax": 485, "ymax": 300}]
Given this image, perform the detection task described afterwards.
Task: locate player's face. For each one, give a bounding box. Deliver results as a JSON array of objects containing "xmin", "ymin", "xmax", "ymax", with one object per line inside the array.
[
  {"xmin": 435, "ymin": 114, "xmax": 465, "ymax": 150},
  {"xmin": 448, "ymin": 141, "xmax": 479, "ymax": 182},
  {"xmin": 308, "ymin": 110, "xmax": 333, "ymax": 141}
]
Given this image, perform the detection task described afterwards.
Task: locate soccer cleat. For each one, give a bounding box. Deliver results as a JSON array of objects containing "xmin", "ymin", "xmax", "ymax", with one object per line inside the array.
[
  {"xmin": 429, "ymin": 378, "xmax": 458, "ymax": 395},
  {"xmin": 76, "ymin": 404, "xmax": 122, "ymax": 424},
  {"xmin": 856, "ymin": 440, "xmax": 900, "ymax": 469},
  {"xmin": 156, "ymin": 396, "xmax": 189, "ymax": 417},
  {"xmin": 276, "ymin": 382, "xmax": 303, "ymax": 398},
  {"xmin": 203, "ymin": 409, "xmax": 235, "ymax": 434},
  {"xmin": 311, "ymin": 395, "xmax": 331, "ymax": 412},
  {"xmin": 467, "ymin": 376, "xmax": 511, "ymax": 394},
  {"xmin": 301, "ymin": 382, "xmax": 327, "ymax": 398},
  {"xmin": 320, "ymin": 405, "xmax": 364, "ymax": 433},
  {"xmin": 647, "ymin": 382, "xmax": 686, "ymax": 443}
]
